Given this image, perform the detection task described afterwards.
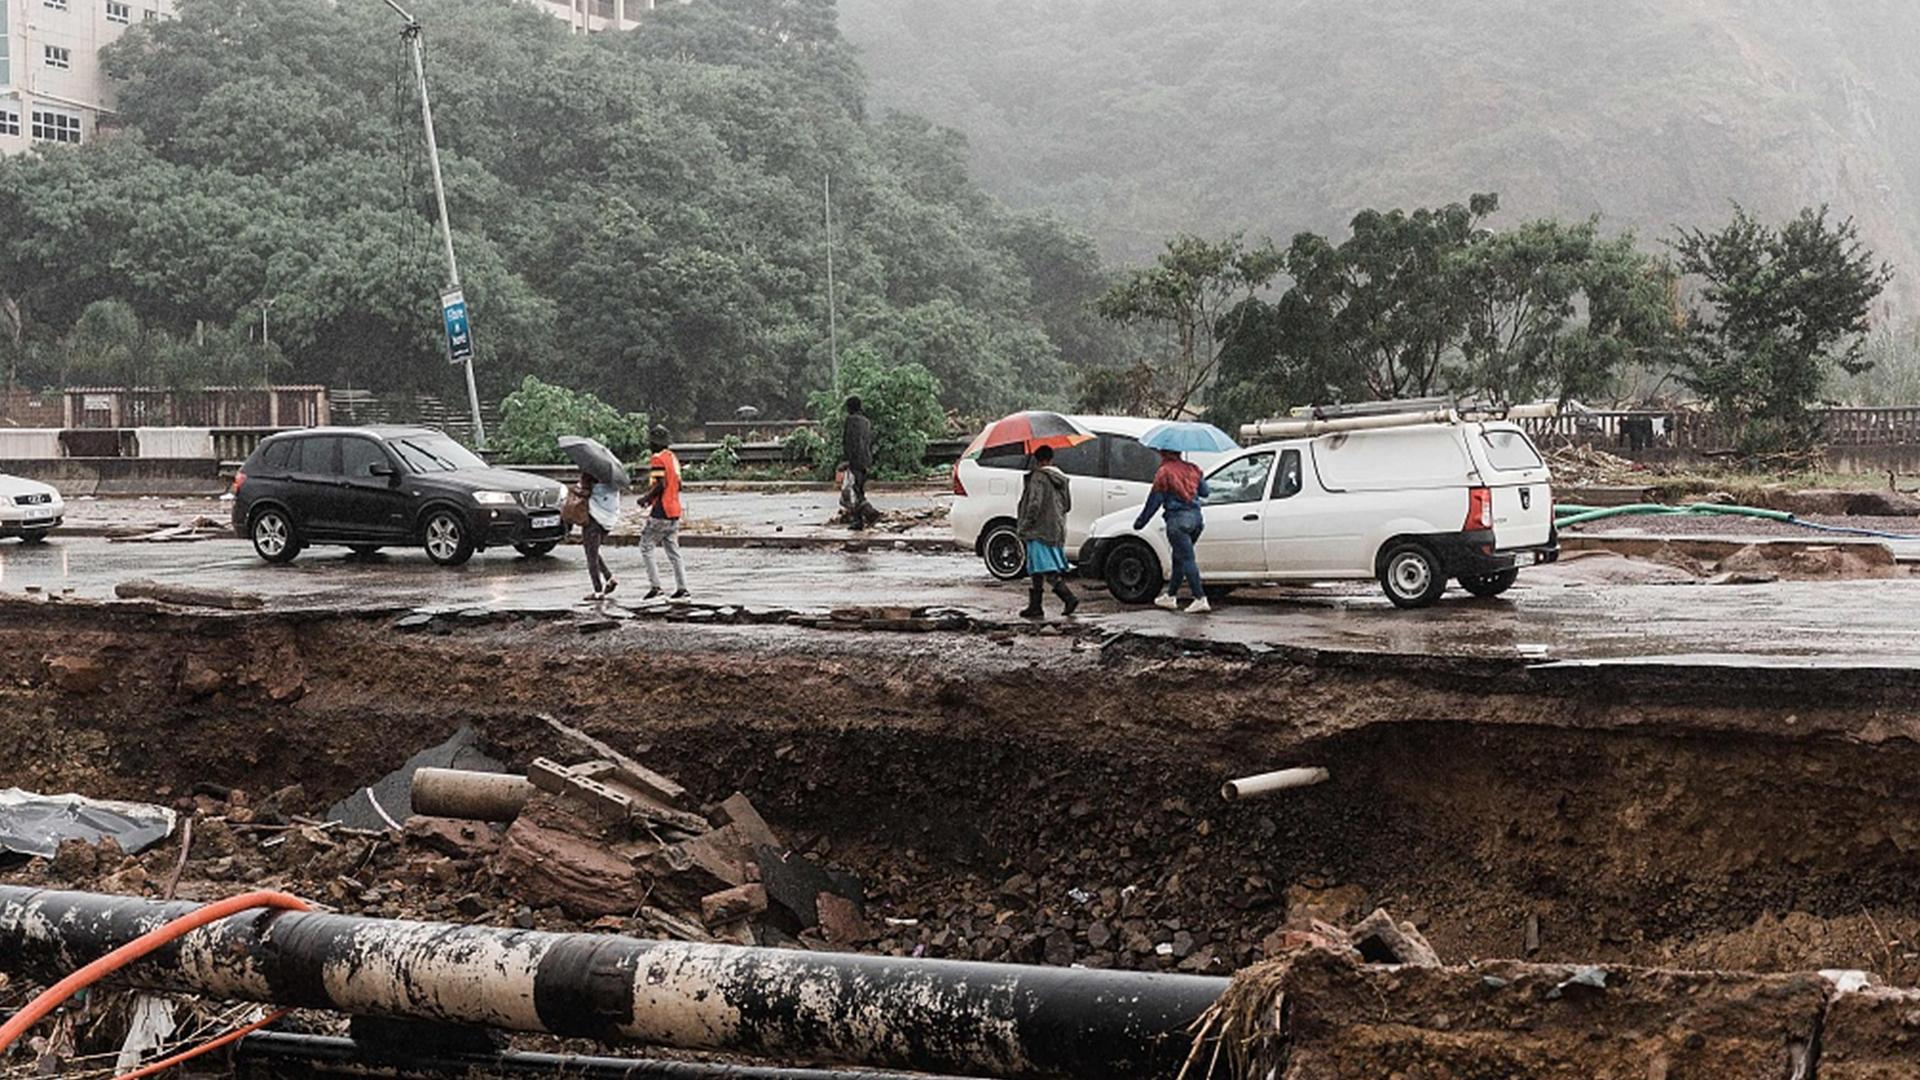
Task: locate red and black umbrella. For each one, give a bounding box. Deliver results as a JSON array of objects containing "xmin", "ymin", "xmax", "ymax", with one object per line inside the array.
[{"xmin": 975, "ymin": 411, "xmax": 1095, "ymax": 458}]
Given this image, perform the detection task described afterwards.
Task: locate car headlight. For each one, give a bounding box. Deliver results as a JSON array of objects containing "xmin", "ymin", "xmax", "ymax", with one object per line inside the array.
[{"xmin": 472, "ymin": 491, "xmax": 517, "ymax": 506}]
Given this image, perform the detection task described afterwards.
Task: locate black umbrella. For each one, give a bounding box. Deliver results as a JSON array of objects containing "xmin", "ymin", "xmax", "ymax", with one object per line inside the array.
[{"xmin": 557, "ymin": 436, "xmax": 632, "ymax": 490}]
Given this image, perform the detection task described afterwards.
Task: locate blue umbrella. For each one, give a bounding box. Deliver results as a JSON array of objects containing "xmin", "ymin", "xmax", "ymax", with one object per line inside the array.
[{"xmin": 1138, "ymin": 421, "xmax": 1238, "ymax": 454}]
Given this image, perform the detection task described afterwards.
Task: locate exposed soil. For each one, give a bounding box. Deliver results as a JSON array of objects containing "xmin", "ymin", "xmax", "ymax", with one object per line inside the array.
[{"xmin": 6, "ymin": 599, "xmax": 1920, "ymax": 1073}]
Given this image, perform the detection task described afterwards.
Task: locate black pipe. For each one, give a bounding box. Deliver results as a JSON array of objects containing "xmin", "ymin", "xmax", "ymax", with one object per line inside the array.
[
  {"xmin": 0, "ymin": 887, "xmax": 1226, "ymax": 1079},
  {"xmin": 234, "ymin": 1031, "xmax": 978, "ymax": 1079}
]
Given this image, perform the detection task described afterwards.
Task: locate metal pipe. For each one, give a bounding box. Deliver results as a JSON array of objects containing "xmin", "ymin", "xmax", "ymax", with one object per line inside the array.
[
  {"xmin": 1221, "ymin": 767, "xmax": 1330, "ymax": 802},
  {"xmin": 0, "ymin": 888, "xmax": 1224, "ymax": 1079},
  {"xmin": 234, "ymin": 1031, "xmax": 975, "ymax": 1079},
  {"xmin": 410, "ymin": 767, "xmax": 534, "ymax": 821}
]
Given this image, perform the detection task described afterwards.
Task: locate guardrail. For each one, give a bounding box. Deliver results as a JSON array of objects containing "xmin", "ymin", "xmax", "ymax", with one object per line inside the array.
[{"xmin": 1520, "ymin": 407, "xmax": 1920, "ymax": 453}]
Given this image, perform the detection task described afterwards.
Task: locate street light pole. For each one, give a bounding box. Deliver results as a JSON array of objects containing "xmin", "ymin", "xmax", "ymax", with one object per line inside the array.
[{"xmin": 380, "ymin": 0, "xmax": 487, "ymax": 448}]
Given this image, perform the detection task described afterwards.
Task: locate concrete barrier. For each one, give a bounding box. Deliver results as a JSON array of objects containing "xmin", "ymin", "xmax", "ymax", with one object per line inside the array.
[
  {"xmin": 132, "ymin": 427, "xmax": 215, "ymax": 459},
  {"xmin": 0, "ymin": 457, "xmax": 228, "ymax": 497}
]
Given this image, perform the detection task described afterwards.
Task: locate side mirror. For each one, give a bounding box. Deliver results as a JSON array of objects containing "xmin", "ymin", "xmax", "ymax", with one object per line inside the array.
[{"xmin": 370, "ymin": 463, "xmax": 398, "ymax": 481}]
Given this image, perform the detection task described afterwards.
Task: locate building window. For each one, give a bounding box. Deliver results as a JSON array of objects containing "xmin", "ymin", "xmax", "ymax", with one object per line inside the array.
[
  {"xmin": 106, "ymin": 1, "xmax": 130, "ymax": 22},
  {"xmin": 143, "ymin": 8, "xmax": 156, "ymax": 20},
  {"xmin": 45, "ymin": 45, "xmax": 71, "ymax": 70},
  {"xmin": 0, "ymin": 0, "xmax": 10, "ymax": 87},
  {"xmin": 0, "ymin": 111, "xmax": 18, "ymax": 138},
  {"xmin": 30, "ymin": 109, "xmax": 82, "ymax": 144},
  {"xmin": 45, "ymin": 0, "xmax": 68, "ymax": 9}
]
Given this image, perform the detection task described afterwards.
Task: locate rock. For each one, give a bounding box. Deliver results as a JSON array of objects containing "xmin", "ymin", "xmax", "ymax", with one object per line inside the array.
[
  {"xmin": 817, "ymin": 892, "xmax": 873, "ymax": 947},
  {"xmin": 1287, "ymin": 882, "xmax": 1370, "ymax": 926},
  {"xmin": 1087, "ymin": 921, "xmax": 1113, "ymax": 950},
  {"xmin": 176, "ymin": 657, "xmax": 225, "ymax": 699},
  {"xmin": 495, "ymin": 801, "xmax": 647, "ymax": 918},
  {"xmin": 404, "ymin": 816, "xmax": 499, "ymax": 859},
  {"xmin": 45, "ymin": 655, "xmax": 108, "ymax": 695},
  {"xmin": 49, "ymin": 838, "xmax": 103, "ymax": 880},
  {"xmin": 700, "ymin": 884, "xmax": 769, "ymax": 928},
  {"xmin": 393, "ymin": 612, "xmax": 435, "ymax": 631},
  {"xmin": 710, "ymin": 793, "xmax": 782, "ymax": 850},
  {"xmin": 1350, "ymin": 908, "xmax": 1441, "ymax": 968}
]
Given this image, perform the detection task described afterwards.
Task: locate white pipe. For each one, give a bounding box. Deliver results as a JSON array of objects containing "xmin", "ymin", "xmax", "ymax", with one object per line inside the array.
[
  {"xmin": 1241, "ymin": 410, "xmax": 1456, "ymax": 441},
  {"xmin": 1221, "ymin": 766, "xmax": 1330, "ymax": 802}
]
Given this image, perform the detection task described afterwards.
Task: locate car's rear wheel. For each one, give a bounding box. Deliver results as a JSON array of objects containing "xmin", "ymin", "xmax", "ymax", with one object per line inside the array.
[
  {"xmin": 423, "ymin": 510, "xmax": 475, "ymax": 567},
  {"xmin": 980, "ymin": 520, "xmax": 1026, "ymax": 581},
  {"xmin": 1379, "ymin": 541, "xmax": 1446, "ymax": 609},
  {"xmin": 1105, "ymin": 540, "xmax": 1165, "ymax": 605},
  {"xmin": 515, "ymin": 541, "xmax": 558, "ymax": 558},
  {"xmin": 251, "ymin": 508, "xmax": 300, "ymax": 565},
  {"xmin": 1460, "ymin": 567, "xmax": 1520, "ymax": 598}
]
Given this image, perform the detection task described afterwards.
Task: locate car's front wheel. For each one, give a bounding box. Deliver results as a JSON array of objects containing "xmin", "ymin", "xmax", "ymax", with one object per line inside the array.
[
  {"xmin": 1460, "ymin": 567, "xmax": 1520, "ymax": 598},
  {"xmin": 1379, "ymin": 541, "xmax": 1446, "ymax": 609},
  {"xmin": 980, "ymin": 520, "xmax": 1026, "ymax": 581},
  {"xmin": 514, "ymin": 541, "xmax": 558, "ymax": 558},
  {"xmin": 422, "ymin": 510, "xmax": 475, "ymax": 567},
  {"xmin": 1105, "ymin": 539, "xmax": 1165, "ymax": 605},
  {"xmin": 251, "ymin": 508, "xmax": 300, "ymax": 564}
]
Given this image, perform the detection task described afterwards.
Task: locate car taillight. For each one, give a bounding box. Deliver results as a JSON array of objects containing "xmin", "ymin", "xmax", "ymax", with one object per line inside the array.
[
  {"xmin": 1463, "ymin": 486, "xmax": 1492, "ymax": 532},
  {"xmin": 951, "ymin": 462, "xmax": 967, "ymax": 497},
  {"xmin": 231, "ymin": 471, "xmax": 246, "ymax": 493}
]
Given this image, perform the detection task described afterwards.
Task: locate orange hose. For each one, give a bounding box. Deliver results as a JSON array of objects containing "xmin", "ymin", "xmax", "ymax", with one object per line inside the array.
[{"xmin": 0, "ymin": 890, "xmax": 311, "ymax": 1078}]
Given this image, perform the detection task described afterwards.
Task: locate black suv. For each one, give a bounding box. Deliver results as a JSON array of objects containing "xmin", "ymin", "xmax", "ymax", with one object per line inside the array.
[{"xmin": 231, "ymin": 427, "xmax": 568, "ymax": 566}]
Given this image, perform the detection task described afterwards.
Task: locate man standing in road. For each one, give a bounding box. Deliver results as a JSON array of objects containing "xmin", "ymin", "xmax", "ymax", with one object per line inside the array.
[
  {"xmin": 842, "ymin": 396, "xmax": 874, "ymax": 531},
  {"xmin": 639, "ymin": 425, "xmax": 689, "ymax": 600}
]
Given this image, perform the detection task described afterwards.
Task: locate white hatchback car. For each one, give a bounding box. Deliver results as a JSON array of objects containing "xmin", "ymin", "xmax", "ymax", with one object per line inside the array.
[
  {"xmin": 950, "ymin": 415, "xmax": 1232, "ymax": 579},
  {"xmin": 0, "ymin": 474, "xmax": 64, "ymax": 543},
  {"xmin": 1078, "ymin": 419, "xmax": 1557, "ymax": 608}
]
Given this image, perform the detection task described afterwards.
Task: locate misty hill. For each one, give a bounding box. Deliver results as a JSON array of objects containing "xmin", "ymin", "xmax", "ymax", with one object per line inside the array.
[{"xmin": 840, "ymin": 0, "xmax": 1920, "ymax": 311}]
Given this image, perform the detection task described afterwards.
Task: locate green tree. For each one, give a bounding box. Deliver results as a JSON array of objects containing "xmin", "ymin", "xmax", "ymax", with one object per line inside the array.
[
  {"xmin": 1673, "ymin": 205, "xmax": 1893, "ymax": 453},
  {"xmin": 1455, "ymin": 219, "xmax": 1682, "ymax": 405},
  {"xmin": 496, "ymin": 375, "xmax": 651, "ymax": 465},
  {"xmin": 809, "ymin": 348, "xmax": 945, "ymax": 478},
  {"xmin": 1093, "ymin": 233, "xmax": 1285, "ymax": 416}
]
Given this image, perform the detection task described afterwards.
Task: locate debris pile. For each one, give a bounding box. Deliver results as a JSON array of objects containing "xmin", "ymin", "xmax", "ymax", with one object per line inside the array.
[{"xmin": 1543, "ymin": 443, "xmax": 1649, "ymax": 486}]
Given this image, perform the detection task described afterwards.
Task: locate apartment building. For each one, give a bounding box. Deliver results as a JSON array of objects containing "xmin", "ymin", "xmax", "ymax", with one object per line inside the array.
[
  {"xmin": 521, "ymin": 0, "xmax": 657, "ymax": 35},
  {"xmin": 0, "ymin": 0, "xmax": 171, "ymax": 155}
]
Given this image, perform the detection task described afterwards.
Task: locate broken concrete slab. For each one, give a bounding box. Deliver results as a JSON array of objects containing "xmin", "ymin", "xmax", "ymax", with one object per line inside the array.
[
  {"xmin": 115, "ymin": 579, "xmax": 265, "ymax": 611},
  {"xmin": 700, "ymin": 883, "xmax": 769, "ymax": 928},
  {"xmin": 538, "ymin": 714, "xmax": 689, "ymax": 808},
  {"xmin": 710, "ymin": 792, "xmax": 782, "ymax": 850},
  {"xmin": 1350, "ymin": 907, "xmax": 1441, "ymax": 967}
]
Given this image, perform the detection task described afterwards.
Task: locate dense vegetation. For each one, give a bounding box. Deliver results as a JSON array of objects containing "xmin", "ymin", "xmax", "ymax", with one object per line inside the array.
[{"xmin": 0, "ymin": 0, "xmax": 1127, "ymax": 424}]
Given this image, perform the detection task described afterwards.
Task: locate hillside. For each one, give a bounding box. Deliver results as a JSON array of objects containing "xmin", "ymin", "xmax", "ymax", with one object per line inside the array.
[{"xmin": 840, "ymin": 0, "xmax": 1920, "ymax": 311}]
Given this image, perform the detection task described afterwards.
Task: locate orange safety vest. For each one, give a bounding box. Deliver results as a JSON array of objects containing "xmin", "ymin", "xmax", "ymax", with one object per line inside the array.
[{"xmin": 648, "ymin": 449, "xmax": 683, "ymax": 519}]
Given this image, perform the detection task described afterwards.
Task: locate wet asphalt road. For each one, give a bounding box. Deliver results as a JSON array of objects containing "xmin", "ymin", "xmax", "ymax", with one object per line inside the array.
[{"xmin": 3, "ymin": 535, "xmax": 1918, "ymax": 668}]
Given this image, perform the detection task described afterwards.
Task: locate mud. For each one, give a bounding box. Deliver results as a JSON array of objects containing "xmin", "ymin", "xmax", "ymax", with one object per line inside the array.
[{"xmin": 6, "ymin": 599, "xmax": 1920, "ymax": 1073}]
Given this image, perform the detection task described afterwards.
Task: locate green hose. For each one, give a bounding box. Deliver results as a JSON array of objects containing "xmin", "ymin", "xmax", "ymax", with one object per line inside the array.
[{"xmin": 1554, "ymin": 503, "xmax": 1797, "ymax": 528}]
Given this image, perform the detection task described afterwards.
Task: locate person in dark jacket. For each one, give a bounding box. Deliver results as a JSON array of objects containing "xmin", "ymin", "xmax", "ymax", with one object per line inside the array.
[
  {"xmin": 1134, "ymin": 449, "xmax": 1212, "ymax": 613},
  {"xmin": 842, "ymin": 397, "xmax": 874, "ymax": 531},
  {"xmin": 1016, "ymin": 444, "xmax": 1078, "ymax": 619}
]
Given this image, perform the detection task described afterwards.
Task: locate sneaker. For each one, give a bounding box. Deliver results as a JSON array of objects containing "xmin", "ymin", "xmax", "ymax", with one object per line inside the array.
[
  {"xmin": 644, "ymin": 587, "xmax": 663, "ymax": 601},
  {"xmin": 1186, "ymin": 597, "xmax": 1212, "ymax": 614},
  {"xmin": 670, "ymin": 589, "xmax": 691, "ymax": 600},
  {"xmin": 1153, "ymin": 594, "xmax": 1179, "ymax": 611},
  {"xmin": 603, "ymin": 579, "xmax": 619, "ymax": 597},
  {"xmin": 583, "ymin": 590, "xmax": 603, "ymax": 602}
]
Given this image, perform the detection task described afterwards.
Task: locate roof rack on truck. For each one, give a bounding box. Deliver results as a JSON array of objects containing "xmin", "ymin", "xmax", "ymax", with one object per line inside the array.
[{"xmin": 1241, "ymin": 399, "xmax": 1558, "ymax": 441}]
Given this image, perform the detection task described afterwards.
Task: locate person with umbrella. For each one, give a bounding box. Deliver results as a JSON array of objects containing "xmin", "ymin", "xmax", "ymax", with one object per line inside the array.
[
  {"xmin": 976, "ymin": 412, "xmax": 1093, "ymax": 620},
  {"xmin": 1133, "ymin": 422, "xmax": 1235, "ymax": 614},
  {"xmin": 557, "ymin": 436, "xmax": 630, "ymax": 601}
]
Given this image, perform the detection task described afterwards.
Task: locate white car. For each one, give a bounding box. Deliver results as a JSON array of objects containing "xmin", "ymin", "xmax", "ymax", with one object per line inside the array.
[
  {"xmin": 0, "ymin": 474, "xmax": 64, "ymax": 544},
  {"xmin": 1078, "ymin": 419, "xmax": 1557, "ymax": 609},
  {"xmin": 950, "ymin": 415, "xmax": 1232, "ymax": 580}
]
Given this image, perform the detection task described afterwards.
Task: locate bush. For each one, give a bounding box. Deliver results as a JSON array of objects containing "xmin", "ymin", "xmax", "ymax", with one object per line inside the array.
[
  {"xmin": 686, "ymin": 435, "xmax": 744, "ymax": 481},
  {"xmin": 496, "ymin": 376, "xmax": 650, "ymax": 466},
  {"xmin": 783, "ymin": 425, "xmax": 828, "ymax": 467},
  {"xmin": 808, "ymin": 350, "xmax": 946, "ymax": 479}
]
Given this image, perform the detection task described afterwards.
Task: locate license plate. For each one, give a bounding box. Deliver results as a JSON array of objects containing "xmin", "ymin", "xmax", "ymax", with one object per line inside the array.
[
  {"xmin": 1512, "ymin": 552, "xmax": 1537, "ymax": 567},
  {"xmin": 531, "ymin": 514, "xmax": 560, "ymax": 530}
]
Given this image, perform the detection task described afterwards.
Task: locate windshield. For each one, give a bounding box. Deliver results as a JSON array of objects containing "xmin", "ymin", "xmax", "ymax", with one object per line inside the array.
[{"xmin": 390, "ymin": 434, "xmax": 488, "ymax": 473}]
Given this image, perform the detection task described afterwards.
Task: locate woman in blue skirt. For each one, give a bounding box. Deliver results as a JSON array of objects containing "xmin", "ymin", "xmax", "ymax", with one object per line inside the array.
[{"xmin": 1016, "ymin": 444, "xmax": 1078, "ymax": 619}]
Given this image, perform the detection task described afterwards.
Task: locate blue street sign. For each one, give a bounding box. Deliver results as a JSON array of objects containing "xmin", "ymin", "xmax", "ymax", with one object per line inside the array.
[{"xmin": 441, "ymin": 289, "xmax": 473, "ymax": 366}]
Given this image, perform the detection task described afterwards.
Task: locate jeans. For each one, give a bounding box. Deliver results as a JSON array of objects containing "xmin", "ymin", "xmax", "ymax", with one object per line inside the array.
[
  {"xmin": 582, "ymin": 519, "xmax": 613, "ymax": 593},
  {"xmin": 641, "ymin": 516, "xmax": 687, "ymax": 593},
  {"xmin": 1165, "ymin": 509, "xmax": 1206, "ymax": 599}
]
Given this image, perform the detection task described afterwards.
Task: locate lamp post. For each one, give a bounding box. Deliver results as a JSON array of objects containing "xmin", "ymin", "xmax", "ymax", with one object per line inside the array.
[{"xmin": 378, "ymin": 0, "xmax": 487, "ymax": 448}]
